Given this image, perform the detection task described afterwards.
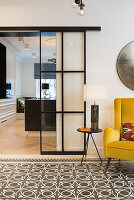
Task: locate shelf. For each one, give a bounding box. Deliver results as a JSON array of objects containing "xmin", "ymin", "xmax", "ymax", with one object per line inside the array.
[
  {"xmin": 0, "ymin": 102, "xmax": 15, "ymax": 107},
  {"xmin": 0, "ymin": 105, "xmax": 15, "ymax": 110},
  {"xmin": 0, "ymin": 99, "xmax": 16, "ymax": 103}
]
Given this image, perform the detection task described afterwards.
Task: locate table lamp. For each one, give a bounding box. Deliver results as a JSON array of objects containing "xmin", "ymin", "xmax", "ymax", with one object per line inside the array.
[
  {"xmin": 84, "ymin": 84, "xmax": 107, "ymax": 131},
  {"xmin": 42, "ymin": 83, "xmax": 49, "ymax": 98}
]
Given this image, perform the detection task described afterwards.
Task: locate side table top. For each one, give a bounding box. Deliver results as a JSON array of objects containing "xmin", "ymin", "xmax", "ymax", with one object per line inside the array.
[{"xmin": 77, "ymin": 128, "xmax": 103, "ymax": 133}]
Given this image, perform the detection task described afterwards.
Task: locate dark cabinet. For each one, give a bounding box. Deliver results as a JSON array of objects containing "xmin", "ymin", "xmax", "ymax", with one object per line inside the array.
[{"xmin": 25, "ymin": 99, "xmax": 56, "ymax": 131}]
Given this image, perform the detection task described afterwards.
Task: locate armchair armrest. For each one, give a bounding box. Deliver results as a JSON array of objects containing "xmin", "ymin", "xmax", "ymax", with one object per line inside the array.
[{"xmin": 103, "ymin": 128, "xmax": 120, "ymax": 157}]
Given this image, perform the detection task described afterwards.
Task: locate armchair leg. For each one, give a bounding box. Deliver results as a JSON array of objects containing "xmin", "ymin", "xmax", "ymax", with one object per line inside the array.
[
  {"xmin": 105, "ymin": 158, "xmax": 111, "ymax": 172},
  {"xmin": 119, "ymin": 159, "xmax": 121, "ymax": 166}
]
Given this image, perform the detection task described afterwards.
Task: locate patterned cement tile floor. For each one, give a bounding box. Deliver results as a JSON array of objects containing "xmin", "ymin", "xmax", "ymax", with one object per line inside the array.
[{"xmin": 0, "ymin": 158, "xmax": 134, "ymax": 200}]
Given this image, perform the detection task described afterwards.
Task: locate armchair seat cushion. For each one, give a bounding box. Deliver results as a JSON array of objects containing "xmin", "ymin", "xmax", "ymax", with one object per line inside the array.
[
  {"xmin": 107, "ymin": 141, "xmax": 134, "ymax": 150},
  {"xmin": 106, "ymin": 141, "xmax": 134, "ymax": 161}
]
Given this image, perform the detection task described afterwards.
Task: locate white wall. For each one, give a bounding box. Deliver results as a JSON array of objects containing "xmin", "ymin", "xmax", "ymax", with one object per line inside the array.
[
  {"xmin": 22, "ymin": 60, "xmax": 36, "ymax": 97},
  {"xmin": 0, "ymin": 38, "xmax": 23, "ymax": 98},
  {"xmin": 0, "ymin": 0, "xmax": 134, "ymax": 156},
  {"xmin": 6, "ymin": 49, "xmax": 15, "ymax": 97},
  {"xmin": 15, "ymin": 57, "xmax": 22, "ymax": 97}
]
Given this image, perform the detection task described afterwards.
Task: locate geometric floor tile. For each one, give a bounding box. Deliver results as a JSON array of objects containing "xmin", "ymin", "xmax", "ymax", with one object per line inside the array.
[{"xmin": 0, "ymin": 158, "xmax": 134, "ymax": 199}]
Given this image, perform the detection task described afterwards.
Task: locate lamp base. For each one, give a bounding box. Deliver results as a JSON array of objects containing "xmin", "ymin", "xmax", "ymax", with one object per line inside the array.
[
  {"xmin": 91, "ymin": 105, "xmax": 99, "ymax": 131},
  {"xmin": 91, "ymin": 122, "xmax": 98, "ymax": 131}
]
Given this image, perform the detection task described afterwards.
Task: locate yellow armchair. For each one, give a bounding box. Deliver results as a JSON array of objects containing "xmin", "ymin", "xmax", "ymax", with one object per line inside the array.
[{"xmin": 103, "ymin": 98, "xmax": 134, "ymax": 171}]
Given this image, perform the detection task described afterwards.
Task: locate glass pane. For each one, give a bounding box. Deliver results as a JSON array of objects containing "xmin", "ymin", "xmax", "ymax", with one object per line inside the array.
[
  {"xmin": 64, "ymin": 73, "xmax": 84, "ymax": 111},
  {"xmin": 41, "ymin": 113, "xmax": 62, "ymax": 151},
  {"xmin": 39, "ymin": 73, "xmax": 62, "ymax": 112},
  {"xmin": 64, "ymin": 32, "xmax": 84, "ymax": 71},
  {"xmin": 41, "ymin": 32, "xmax": 62, "ymax": 152},
  {"xmin": 41, "ymin": 32, "xmax": 62, "ymax": 71},
  {"xmin": 64, "ymin": 113, "xmax": 84, "ymax": 151},
  {"xmin": 56, "ymin": 114, "xmax": 62, "ymax": 151},
  {"xmin": 41, "ymin": 113, "xmax": 56, "ymax": 151}
]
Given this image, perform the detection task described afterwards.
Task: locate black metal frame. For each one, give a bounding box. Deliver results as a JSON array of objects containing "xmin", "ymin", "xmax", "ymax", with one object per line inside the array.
[
  {"xmin": 0, "ymin": 26, "xmax": 101, "ymax": 32},
  {"xmin": 0, "ymin": 26, "xmax": 101, "ymax": 155},
  {"xmin": 39, "ymin": 31, "xmax": 42, "ymax": 154}
]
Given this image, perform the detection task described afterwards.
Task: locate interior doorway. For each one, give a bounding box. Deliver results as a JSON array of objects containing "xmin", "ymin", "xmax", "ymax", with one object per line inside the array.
[{"xmin": 0, "ymin": 27, "xmax": 100, "ymax": 155}]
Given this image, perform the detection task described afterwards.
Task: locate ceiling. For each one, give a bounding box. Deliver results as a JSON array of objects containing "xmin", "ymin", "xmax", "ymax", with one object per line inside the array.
[{"xmin": 2, "ymin": 36, "xmax": 56, "ymax": 62}]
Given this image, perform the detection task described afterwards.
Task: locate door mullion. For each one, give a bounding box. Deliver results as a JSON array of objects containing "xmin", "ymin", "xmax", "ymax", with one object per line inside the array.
[
  {"xmin": 40, "ymin": 31, "xmax": 42, "ymax": 154},
  {"xmin": 61, "ymin": 32, "xmax": 64, "ymax": 152}
]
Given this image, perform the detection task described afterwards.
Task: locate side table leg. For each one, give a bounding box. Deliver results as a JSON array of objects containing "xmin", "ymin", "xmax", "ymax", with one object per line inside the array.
[
  {"xmin": 85, "ymin": 134, "xmax": 90, "ymax": 158},
  {"xmin": 91, "ymin": 134, "xmax": 102, "ymax": 164},
  {"xmin": 81, "ymin": 133, "xmax": 90, "ymax": 165},
  {"xmin": 81, "ymin": 153, "xmax": 85, "ymax": 166}
]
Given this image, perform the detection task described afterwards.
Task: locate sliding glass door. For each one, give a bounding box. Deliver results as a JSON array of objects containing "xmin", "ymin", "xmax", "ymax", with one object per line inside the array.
[{"xmin": 40, "ymin": 31, "xmax": 86, "ymax": 155}]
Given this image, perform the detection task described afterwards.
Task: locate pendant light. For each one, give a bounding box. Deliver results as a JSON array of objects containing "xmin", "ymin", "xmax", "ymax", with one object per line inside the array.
[
  {"xmin": 25, "ymin": 44, "xmax": 30, "ymax": 50},
  {"xmin": 32, "ymin": 53, "xmax": 36, "ymax": 59},
  {"xmin": 72, "ymin": 0, "xmax": 80, "ymax": 8},
  {"xmin": 18, "ymin": 37, "xmax": 24, "ymax": 43},
  {"xmin": 77, "ymin": 0, "xmax": 85, "ymax": 16}
]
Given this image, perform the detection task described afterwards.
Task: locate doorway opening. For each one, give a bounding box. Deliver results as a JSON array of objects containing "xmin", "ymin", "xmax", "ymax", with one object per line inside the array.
[{"xmin": 0, "ymin": 27, "xmax": 101, "ymax": 155}]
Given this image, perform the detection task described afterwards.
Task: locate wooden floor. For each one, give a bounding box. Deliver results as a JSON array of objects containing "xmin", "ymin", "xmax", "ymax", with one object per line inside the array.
[{"xmin": 0, "ymin": 120, "xmax": 56, "ymax": 154}]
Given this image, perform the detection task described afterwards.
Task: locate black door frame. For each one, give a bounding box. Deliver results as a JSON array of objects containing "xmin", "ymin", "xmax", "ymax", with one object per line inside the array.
[{"xmin": 0, "ymin": 26, "xmax": 101, "ymax": 155}]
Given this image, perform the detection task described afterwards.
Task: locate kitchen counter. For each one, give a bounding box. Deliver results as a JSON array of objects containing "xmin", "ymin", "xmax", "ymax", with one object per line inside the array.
[{"xmin": 25, "ymin": 99, "xmax": 56, "ymax": 131}]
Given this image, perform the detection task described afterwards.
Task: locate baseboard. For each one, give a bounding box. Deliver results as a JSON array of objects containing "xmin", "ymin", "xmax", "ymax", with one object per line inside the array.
[
  {"xmin": 27, "ymin": 131, "xmax": 56, "ymax": 137},
  {"xmin": 16, "ymin": 113, "xmax": 24, "ymax": 119},
  {"xmin": 60, "ymin": 147, "xmax": 105, "ymax": 158},
  {"xmin": 87, "ymin": 147, "xmax": 105, "ymax": 158}
]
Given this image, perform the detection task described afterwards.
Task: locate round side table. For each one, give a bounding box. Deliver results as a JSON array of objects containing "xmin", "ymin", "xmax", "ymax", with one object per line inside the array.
[{"xmin": 77, "ymin": 128, "xmax": 103, "ymax": 165}]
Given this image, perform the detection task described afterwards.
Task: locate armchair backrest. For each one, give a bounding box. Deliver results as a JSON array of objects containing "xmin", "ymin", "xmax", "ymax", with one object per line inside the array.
[{"xmin": 114, "ymin": 98, "xmax": 134, "ymax": 137}]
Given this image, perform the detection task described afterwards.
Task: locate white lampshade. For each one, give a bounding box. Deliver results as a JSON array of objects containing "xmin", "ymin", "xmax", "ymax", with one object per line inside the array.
[{"xmin": 84, "ymin": 84, "xmax": 107, "ymax": 101}]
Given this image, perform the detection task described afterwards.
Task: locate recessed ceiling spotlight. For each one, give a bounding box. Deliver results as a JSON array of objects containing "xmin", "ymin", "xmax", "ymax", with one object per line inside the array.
[
  {"xmin": 25, "ymin": 44, "xmax": 30, "ymax": 50},
  {"xmin": 18, "ymin": 37, "xmax": 24, "ymax": 43},
  {"xmin": 53, "ymin": 53, "xmax": 56, "ymax": 57},
  {"xmin": 32, "ymin": 53, "xmax": 36, "ymax": 59}
]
